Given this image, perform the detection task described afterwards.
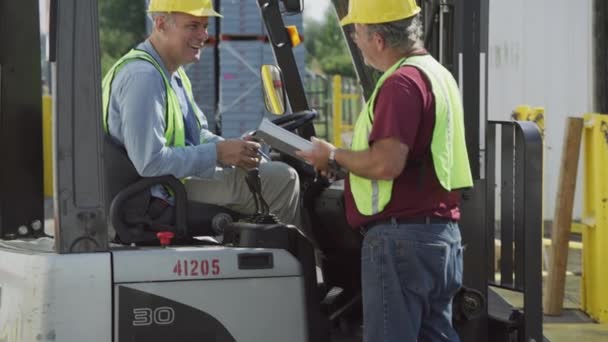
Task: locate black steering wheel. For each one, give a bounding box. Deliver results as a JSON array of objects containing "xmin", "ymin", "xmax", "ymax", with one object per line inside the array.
[{"xmin": 271, "ymin": 109, "xmax": 317, "ymax": 132}]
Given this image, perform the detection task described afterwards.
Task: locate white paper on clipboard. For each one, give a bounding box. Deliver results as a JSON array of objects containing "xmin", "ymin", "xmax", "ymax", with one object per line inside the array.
[{"xmin": 254, "ymin": 118, "xmax": 313, "ymax": 161}]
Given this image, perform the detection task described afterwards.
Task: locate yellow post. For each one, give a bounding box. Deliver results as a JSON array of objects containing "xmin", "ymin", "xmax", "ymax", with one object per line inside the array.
[
  {"xmin": 42, "ymin": 95, "xmax": 53, "ymax": 197},
  {"xmin": 531, "ymin": 107, "xmax": 546, "ymax": 139},
  {"xmin": 581, "ymin": 113, "xmax": 608, "ymax": 323},
  {"xmin": 512, "ymin": 105, "xmax": 531, "ymax": 121},
  {"xmin": 332, "ymin": 75, "xmax": 343, "ymax": 148},
  {"xmin": 513, "ymin": 105, "xmax": 545, "ymax": 137},
  {"xmin": 512, "ymin": 105, "xmax": 529, "ymax": 123}
]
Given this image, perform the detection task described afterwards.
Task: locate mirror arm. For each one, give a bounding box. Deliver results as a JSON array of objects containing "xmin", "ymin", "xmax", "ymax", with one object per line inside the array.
[
  {"xmin": 258, "ymin": 0, "xmax": 314, "ymax": 139},
  {"xmin": 260, "ymin": 1, "xmax": 290, "ymax": 48},
  {"xmin": 280, "ymin": 0, "xmax": 304, "ymax": 14},
  {"xmin": 49, "ymin": 0, "xmax": 57, "ymax": 62},
  {"xmin": 258, "ymin": 0, "xmax": 309, "ymax": 112}
]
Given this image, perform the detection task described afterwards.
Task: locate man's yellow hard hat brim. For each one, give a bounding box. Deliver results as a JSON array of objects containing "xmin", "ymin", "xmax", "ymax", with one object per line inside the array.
[
  {"xmin": 148, "ymin": 0, "xmax": 223, "ymax": 18},
  {"xmin": 340, "ymin": 0, "xmax": 420, "ymax": 26}
]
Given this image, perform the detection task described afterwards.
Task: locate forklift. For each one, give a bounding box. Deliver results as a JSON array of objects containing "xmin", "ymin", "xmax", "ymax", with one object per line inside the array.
[
  {"xmin": 0, "ymin": 0, "xmax": 544, "ymax": 341},
  {"xmin": 0, "ymin": 1, "xmax": 322, "ymax": 341}
]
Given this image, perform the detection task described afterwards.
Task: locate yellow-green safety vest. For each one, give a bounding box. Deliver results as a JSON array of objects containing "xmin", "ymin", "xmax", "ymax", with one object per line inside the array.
[
  {"xmin": 101, "ymin": 49, "xmax": 201, "ymax": 147},
  {"xmin": 350, "ymin": 54, "xmax": 473, "ymax": 216}
]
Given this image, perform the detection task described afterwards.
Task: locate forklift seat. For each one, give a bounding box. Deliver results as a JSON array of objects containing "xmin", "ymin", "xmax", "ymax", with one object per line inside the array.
[{"xmin": 103, "ymin": 135, "xmax": 239, "ymax": 245}]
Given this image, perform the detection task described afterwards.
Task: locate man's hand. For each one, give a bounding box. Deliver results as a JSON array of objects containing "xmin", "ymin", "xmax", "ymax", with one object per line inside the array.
[
  {"xmin": 296, "ymin": 137, "xmax": 336, "ymax": 172},
  {"xmin": 298, "ymin": 136, "xmax": 408, "ymax": 181},
  {"xmin": 216, "ymin": 139, "xmax": 261, "ymax": 169}
]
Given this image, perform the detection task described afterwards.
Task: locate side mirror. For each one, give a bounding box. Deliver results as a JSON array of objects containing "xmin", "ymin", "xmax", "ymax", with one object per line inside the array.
[
  {"xmin": 260, "ymin": 65, "xmax": 286, "ymax": 115},
  {"xmin": 281, "ymin": 0, "xmax": 304, "ymax": 14}
]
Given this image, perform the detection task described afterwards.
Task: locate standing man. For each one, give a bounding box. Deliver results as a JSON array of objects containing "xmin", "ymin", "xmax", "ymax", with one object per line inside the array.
[
  {"xmin": 102, "ymin": 0, "xmax": 300, "ymax": 238},
  {"xmin": 298, "ymin": 0, "xmax": 473, "ymax": 340}
]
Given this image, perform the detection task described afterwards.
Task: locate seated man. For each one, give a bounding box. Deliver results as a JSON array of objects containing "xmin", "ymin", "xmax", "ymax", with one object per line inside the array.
[{"xmin": 101, "ymin": 0, "xmax": 300, "ymax": 238}]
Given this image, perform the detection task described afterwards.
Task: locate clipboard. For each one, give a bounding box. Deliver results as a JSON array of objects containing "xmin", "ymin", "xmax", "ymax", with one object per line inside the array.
[{"xmin": 253, "ymin": 118, "xmax": 312, "ymax": 161}]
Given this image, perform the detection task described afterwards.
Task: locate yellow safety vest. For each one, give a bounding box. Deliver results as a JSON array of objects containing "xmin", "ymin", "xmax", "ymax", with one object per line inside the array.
[
  {"xmin": 101, "ymin": 49, "xmax": 201, "ymax": 147},
  {"xmin": 350, "ymin": 55, "xmax": 473, "ymax": 216}
]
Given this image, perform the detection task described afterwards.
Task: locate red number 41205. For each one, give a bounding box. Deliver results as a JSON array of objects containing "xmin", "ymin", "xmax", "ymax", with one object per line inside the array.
[{"xmin": 172, "ymin": 259, "xmax": 220, "ymax": 277}]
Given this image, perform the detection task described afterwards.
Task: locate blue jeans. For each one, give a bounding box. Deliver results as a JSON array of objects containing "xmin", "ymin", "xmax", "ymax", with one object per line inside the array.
[{"xmin": 361, "ymin": 221, "xmax": 463, "ymax": 342}]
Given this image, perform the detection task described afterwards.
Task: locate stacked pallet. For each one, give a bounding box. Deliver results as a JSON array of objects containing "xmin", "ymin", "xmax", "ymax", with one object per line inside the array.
[{"xmin": 217, "ymin": 0, "xmax": 304, "ymax": 137}]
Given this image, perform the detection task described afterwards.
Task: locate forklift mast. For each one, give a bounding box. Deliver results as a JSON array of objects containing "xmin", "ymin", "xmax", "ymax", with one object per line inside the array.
[
  {"xmin": 50, "ymin": 0, "xmax": 109, "ymax": 253},
  {"xmin": 257, "ymin": 0, "xmax": 316, "ymax": 141},
  {"xmin": 0, "ymin": 0, "xmax": 45, "ymax": 240},
  {"xmin": 0, "ymin": 0, "xmax": 107, "ymax": 252}
]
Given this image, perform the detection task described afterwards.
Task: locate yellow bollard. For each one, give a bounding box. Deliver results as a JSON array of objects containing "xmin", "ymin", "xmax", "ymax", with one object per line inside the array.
[
  {"xmin": 331, "ymin": 76, "xmax": 363, "ymax": 147},
  {"xmin": 581, "ymin": 113, "xmax": 608, "ymax": 323},
  {"xmin": 512, "ymin": 105, "xmax": 531, "ymax": 121},
  {"xmin": 512, "ymin": 105, "xmax": 545, "ymax": 138},
  {"xmin": 42, "ymin": 95, "xmax": 53, "ymax": 198},
  {"xmin": 332, "ymin": 75, "xmax": 343, "ymax": 148}
]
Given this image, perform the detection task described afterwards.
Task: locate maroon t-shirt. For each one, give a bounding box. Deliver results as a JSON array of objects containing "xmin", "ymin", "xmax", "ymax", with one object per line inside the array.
[{"xmin": 344, "ymin": 62, "xmax": 461, "ymax": 228}]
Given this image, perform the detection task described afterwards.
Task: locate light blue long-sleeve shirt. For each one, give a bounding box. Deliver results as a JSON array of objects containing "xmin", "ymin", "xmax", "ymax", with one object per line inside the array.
[{"xmin": 106, "ymin": 40, "xmax": 223, "ymax": 187}]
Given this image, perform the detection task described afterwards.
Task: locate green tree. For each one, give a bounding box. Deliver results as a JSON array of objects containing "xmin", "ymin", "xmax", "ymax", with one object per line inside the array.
[
  {"xmin": 304, "ymin": 8, "xmax": 356, "ymax": 78},
  {"xmin": 98, "ymin": 0, "xmax": 147, "ymax": 75}
]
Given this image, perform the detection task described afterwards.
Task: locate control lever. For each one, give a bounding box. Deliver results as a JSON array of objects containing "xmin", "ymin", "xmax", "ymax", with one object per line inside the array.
[
  {"xmin": 245, "ymin": 168, "xmax": 269, "ymax": 215},
  {"xmin": 245, "ymin": 168, "xmax": 279, "ymax": 224}
]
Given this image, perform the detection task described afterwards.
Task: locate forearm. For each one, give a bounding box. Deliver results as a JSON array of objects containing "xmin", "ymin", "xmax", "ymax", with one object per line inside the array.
[
  {"xmin": 333, "ymin": 136, "xmax": 409, "ymax": 180},
  {"xmin": 128, "ymin": 140, "xmax": 220, "ymax": 179},
  {"xmin": 334, "ymin": 148, "xmax": 394, "ymax": 180}
]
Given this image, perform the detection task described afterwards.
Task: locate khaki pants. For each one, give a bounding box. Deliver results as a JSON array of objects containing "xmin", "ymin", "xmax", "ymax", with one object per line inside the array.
[{"xmin": 184, "ymin": 161, "xmax": 301, "ymax": 226}]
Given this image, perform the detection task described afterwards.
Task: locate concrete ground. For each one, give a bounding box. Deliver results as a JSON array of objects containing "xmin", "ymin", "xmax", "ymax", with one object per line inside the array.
[{"xmin": 495, "ymin": 243, "xmax": 608, "ymax": 341}]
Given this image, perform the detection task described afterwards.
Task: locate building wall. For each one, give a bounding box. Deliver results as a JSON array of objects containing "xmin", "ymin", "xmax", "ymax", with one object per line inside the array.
[{"xmin": 487, "ymin": 0, "xmax": 593, "ymax": 219}]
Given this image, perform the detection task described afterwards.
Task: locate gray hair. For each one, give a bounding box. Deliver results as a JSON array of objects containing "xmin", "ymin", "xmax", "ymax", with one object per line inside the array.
[
  {"xmin": 366, "ymin": 14, "xmax": 423, "ymax": 54},
  {"xmin": 148, "ymin": 12, "xmax": 176, "ymax": 28}
]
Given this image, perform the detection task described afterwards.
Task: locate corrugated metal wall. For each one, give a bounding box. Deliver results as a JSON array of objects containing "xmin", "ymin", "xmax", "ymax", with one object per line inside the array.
[{"xmin": 488, "ymin": 0, "xmax": 593, "ymax": 219}]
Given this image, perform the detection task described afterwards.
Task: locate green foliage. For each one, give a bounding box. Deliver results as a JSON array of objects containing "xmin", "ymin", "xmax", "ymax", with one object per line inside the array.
[
  {"xmin": 304, "ymin": 8, "xmax": 356, "ymax": 78},
  {"xmin": 98, "ymin": 0, "xmax": 147, "ymax": 75}
]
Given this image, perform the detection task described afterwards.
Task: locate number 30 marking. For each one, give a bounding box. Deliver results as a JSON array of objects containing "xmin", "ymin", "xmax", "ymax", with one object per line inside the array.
[{"xmin": 133, "ymin": 307, "xmax": 175, "ymax": 326}]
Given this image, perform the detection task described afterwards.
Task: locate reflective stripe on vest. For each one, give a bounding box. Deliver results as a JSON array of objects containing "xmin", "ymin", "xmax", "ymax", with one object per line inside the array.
[
  {"xmin": 101, "ymin": 49, "xmax": 201, "ymax": 147},
  {"xmin": 349, "ymin": 55, "xmax": 473, "ymax": 216}
]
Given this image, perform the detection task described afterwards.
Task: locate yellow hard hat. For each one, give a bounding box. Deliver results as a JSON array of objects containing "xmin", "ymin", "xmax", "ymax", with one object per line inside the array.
[
  {"xmin": 340, "ymin": 0, "xmax": 420, "ymax": 26},
  {"xmin": 147, "ymin": 0, "xmax": 223, "ymax": 18}
]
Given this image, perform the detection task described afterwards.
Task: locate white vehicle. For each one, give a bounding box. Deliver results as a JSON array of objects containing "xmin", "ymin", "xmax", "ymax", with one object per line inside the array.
[
  {"xmin": 0, "ymin": 1, "xmax": 334, "ymax": 341},
  {"xmin": 0, "ymin": 0, "xmax": 544, "ymax": 341}
]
